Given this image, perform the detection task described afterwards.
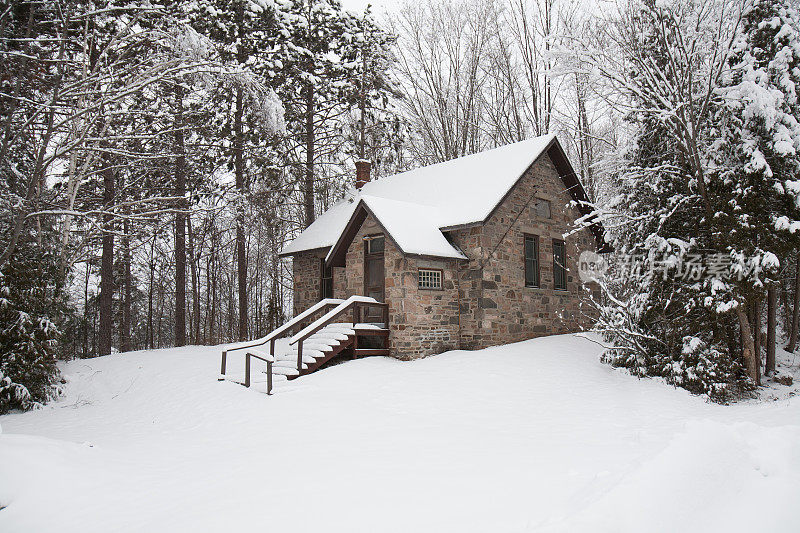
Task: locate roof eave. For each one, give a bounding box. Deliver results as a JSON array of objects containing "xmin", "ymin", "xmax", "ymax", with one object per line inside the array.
[
  {"xmin": 545, "ymin": 139, "xmax": 610, "ymax": 252},
  {"xmin": 326, "ymin": 200, "xmax": 411, "ymax": 268},
  {"xmin": 438, "ymin": 220, "xmax": 483, "ymax": 233},
  {"xmin": 406, "ymin": 252, "xmax": 469, "ymax": 262},
  {"xmin": 325, "ymin": 200, "xmax": 469, "ymax": 267},
  {"xmin": 277, "ymin": 244, "xmax": 331, "ymax": 258}
]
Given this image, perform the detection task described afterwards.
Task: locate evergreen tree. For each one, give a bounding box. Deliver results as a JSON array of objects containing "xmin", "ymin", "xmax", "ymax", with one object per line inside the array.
[
  {"xmin": 588, "ymin": 0, "xmax": 755, "ymax": 400},
  {"xmin": 711, "ymin": 0, "xmax": 800, "ymax": 378},
  {"xmin": 714, "ymin": 0, "xmax": 800, "ymax": 277},
  {"xmin": 274, "ymin": 0, "xmax": 360, "ymax": 225},
  {"xmin": 0, "ymin": 209, "xmax": 66, "ymax": 413},
  {"xmin": 592, "ymin": 0, "xmax": 800, "ymax": 399},
  {"xmin": 189, "ymin": 0, "xmax": 285, "ymax": 341}
]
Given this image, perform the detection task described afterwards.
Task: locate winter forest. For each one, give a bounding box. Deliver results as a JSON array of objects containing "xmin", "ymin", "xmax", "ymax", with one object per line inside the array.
[{"xmin": 2, "ymin": 0, "xmax": 800, "ymax": 411}]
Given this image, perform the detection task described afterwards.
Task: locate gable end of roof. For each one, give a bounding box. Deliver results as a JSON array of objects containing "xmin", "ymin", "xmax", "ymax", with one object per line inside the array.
[
  {"xmin": 326, "ymin": 200, "xmax": 378, "ymax": 267},
  {"xmin": 326, "ymin": 199, "xmax": 469, "ymax": 267},
  {"xmin": 478, "ymin": 136, "xmax": 609, "ymax": 252}
]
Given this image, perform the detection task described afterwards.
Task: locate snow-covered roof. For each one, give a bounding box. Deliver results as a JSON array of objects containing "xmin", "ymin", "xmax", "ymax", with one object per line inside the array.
[
  {"xmin": 281, "ymin": 134, "xmax": 568, "ymax": 259},
  {"xmin": 354, "ymin": 195, "xmax": 468, "ymax": 260}
]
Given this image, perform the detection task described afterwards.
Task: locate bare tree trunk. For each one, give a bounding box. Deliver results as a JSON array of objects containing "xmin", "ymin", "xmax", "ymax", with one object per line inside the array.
[
  {"xmin": 228, "ymin": 270, "xmax": 235, "ymax": 341},
  {"xmin": 542, "ymin": 0, "xmax": 552, "ymax": 133},
  {"xmin": 766, "ymin": 285, "xmax": 777, "ymax": 376},
  {"xmin": 253, "ymin": 226, "xmax": 261, "ymax": 338},
  {"xmin": 120, "ymin": 214, "xmax": 132, "ymax": 352},
  {"xmin": 147, "ymin": 231, "xmax": 156, "ymax": 349},
  {"xmin": 92, "ymin": 292, "xmax": 98, "ymax": 355},
  {"xmin": 788, "ymin": 253, "xmax": 800, "ymax": 352},
  {"xmin": 736, "ymin": 306, "xmax": 760, "ymax": 385},
  {"xmin": 83, "ymin": 253, "xmax": 91, "ymax": 358},
  {"xmin": 234, "ymin": 87, "xmax": 248, "ymax": 342},
  {"xmin": 98, "ymin": 156, "xmax": 115, "ymax": 356},
  {"xmin": 753, "ymin": 297, "xmax": 762, "ymax": 380},
  {"xmin": 304, "ymin": 85, "xmax": 316, "ymax": 227},
  {"xmin": 780, "ymin": 270, "xmax": 791, "ymax": 334},
  {"xmin": 208, "ymin": 227, "xmax": 217, "ymax": 345},
  {"xmin": 156, "ymin": 272, "xmax": 164, "ymax": 348},
  {"xmin": 232, "ymin": 1, "xmax": 249, "ymax": 342},
  {"xmin": 575, "ymin": 72, "xmax": 593, "ymax": 197},
  {"xmin": 205, "ymin": 247, "xmax": 212, "ymax": 345},
  {"xmin": 270, "ymin": 248, "xmax": 281, "ymax": 330},
  {"xmin": 188, "ymin": 216, "xmax": 200, "ymax": 344},
  {"xmin": 174, "ymin": 87, "xmax": 187, "ymax": 347}
]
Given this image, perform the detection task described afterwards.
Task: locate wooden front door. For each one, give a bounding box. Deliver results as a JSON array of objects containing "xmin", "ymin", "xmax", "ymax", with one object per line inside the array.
[{"xmin": 364, "ymin": 236, "xmax": 385, "ymax": 321}]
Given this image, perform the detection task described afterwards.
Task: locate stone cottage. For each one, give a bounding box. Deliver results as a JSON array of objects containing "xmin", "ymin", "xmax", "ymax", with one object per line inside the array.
[{"xmin": 279, "ymin": 134, "xmax": 608, "ymax": 360}]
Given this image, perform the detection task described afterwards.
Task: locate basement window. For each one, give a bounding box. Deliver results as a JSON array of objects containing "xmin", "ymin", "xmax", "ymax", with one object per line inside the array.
[{"xmin": 418, "ymin": 269, "xmax": 443, "ymax": 290}]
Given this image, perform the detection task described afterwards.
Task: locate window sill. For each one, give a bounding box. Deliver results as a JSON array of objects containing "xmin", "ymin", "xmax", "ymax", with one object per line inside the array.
[{"xmin": 524, "ymin": 286, "xmax": 570, "ymax": 293}]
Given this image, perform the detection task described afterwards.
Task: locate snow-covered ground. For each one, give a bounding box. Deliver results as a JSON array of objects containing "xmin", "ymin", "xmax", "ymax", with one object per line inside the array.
[{"xmin": 1, "ymin": 334, "xmax": 799, "ymax": 532}]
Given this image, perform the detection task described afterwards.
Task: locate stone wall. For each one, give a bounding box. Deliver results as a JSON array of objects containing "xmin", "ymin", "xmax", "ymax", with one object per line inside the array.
[
  {"xmin": 448, "ymin": 153, "xmax": 598, "ymax": 350},
  {"xmin": 341, "ymin": 215, "xmax": 461, "ymax": 359},
  {"xmin": 291, "ymin": 249, "xmax": 324, "ymax": 316},
  {"xmin": 388, "ymin": 255, "xmax": 461, "ymax": 360},
  {"xmin": 290, "ymin": 150, "xmax": 600, "ymax": 358},
  {"xmin": 291, "ymin": 248, "xmax": 345, "ymax": 316}
]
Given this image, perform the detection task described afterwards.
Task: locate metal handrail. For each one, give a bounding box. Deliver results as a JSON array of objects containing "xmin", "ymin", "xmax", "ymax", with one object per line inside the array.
[{"xmin": 219, "ymin": 298, "xmax": 343, "ymax": 381}]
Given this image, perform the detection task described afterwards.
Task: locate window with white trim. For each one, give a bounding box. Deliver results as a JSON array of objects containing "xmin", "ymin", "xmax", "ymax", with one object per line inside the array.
[{"xmin": 418, "ymin": 269, "xmax": 443, "ymax": 290}]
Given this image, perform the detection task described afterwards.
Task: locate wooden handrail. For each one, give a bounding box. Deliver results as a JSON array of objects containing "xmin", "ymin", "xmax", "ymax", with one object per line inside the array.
[
  {"xmin": 289, "ymin": 296, "xmax": 385, "ymax": 345},
  {"xmin": 219, "ymin": 298, "xmax": 343, "ymax": 380},
  {"xmin": 289, "ymin": 295, "xmax": 388, "ymax": 373},
  {"xmin": 244, "ymin": 349, "xmax": 274, "ymax": 395},
  {"xmin": 222, "ymin": 298, "xmax": 344, "ymax": 354},
  {"xmin": 220, "ymin": 295, "xmax": 390, "ymax": 388}
]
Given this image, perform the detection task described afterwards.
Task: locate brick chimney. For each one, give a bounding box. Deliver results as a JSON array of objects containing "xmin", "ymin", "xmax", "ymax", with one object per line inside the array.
[{"xmin": 355, "ymin": 160, "xmax": 371, "ymax": 189}]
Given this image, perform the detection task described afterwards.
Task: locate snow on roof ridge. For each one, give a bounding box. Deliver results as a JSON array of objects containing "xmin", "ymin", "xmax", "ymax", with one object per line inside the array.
[
  {"xmin": 281, "ymin": 134, "xmax": 558, "ymax": 257},
  {"xmin": 361, "ymin": 133, "xmax": 556, "ymax": 194}
]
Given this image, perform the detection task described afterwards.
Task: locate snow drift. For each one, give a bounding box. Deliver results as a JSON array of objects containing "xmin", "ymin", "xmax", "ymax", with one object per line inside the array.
[{"xmin": 0, "ymin": 334, "xmax": 798, "ymax": 532}]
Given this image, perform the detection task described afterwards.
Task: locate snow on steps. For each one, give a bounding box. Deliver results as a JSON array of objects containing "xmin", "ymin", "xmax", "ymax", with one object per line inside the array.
[
  {"xmin": 241, "ymin": 323, "xmax": 377, "ymax": 392},
  {"xmin": 222, "ymin": 321, "xmax": 390, "ymax": 394}
]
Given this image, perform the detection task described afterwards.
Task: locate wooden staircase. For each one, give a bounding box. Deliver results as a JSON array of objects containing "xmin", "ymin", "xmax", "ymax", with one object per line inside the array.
[
  {"xmin": 272, "ymin": 322, "xmax": 389, "ymax": 380},
  {"xmin": 219, "ymin": 296, "xmax": 389, "ymax": 394}
]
